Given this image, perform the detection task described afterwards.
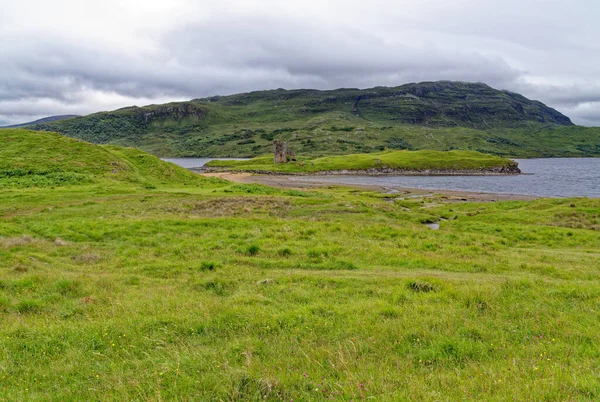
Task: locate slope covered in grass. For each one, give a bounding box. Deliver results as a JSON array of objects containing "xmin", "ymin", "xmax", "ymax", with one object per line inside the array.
[
  {"xmin": 0, "ymin": 129, "xmax": 218, "ymax": 188},
  {"xmin": 205, "ymin": 149, "xmax": 520, "ymax": 174}
]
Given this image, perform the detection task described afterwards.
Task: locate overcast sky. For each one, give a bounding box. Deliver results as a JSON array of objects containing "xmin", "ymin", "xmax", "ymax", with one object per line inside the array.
[{"xmin": 1, "ymin": 0, "xmax": 600, "ymax": 126}]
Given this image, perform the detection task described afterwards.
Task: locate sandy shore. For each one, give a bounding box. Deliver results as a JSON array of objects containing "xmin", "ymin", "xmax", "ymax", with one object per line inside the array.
[{"xmin": 201, "ymin": 172, "xmax": 536, "ymax": 202}]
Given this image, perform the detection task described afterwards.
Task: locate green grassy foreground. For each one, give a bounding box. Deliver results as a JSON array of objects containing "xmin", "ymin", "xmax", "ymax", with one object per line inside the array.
[
  {"xmin": 1, "ymin": 130, "xmax": 600, "ymax": 400},
  {"xmin": 205, "ymin": 149, "xmax": 518, "ymax": 174}
]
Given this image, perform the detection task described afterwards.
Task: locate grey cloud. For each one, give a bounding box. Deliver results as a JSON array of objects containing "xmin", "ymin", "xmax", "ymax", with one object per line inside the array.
[
  {"xmin": 561, "ymin": 103, "xmax": 600, "ymax": 126},
  {"xmin": 1, "ymin": 19, "xmax": 521, "ymax": 123},
  {"xmin": 527, "ymin": 86, "xmax": 600, "ymax": 108},
  {"xmin": 506, "ymin": 81, "xmax": 600, "ymax": 125},
  {"xmin": 1, "ymin": 1, "xmax": 600, "ymax": 126},
  {"xmin": 163, "ymin": 17, "xmax": 521, "ymax": 89}
]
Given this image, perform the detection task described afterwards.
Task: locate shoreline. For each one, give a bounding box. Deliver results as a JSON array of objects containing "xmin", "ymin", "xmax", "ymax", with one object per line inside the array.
[{"xmin": 200, "ymin": 172, "xmax": 536, "ymax": 202}]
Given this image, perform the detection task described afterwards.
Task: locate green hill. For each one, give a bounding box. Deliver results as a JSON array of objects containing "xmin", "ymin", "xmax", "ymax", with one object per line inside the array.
[
  {"xmin": 0, "ymin": 129, "xmax": 214, "ymax": 189},
  {"xmin": 29, "ymin": 81, "xmax": 600, "ymax": 158}
]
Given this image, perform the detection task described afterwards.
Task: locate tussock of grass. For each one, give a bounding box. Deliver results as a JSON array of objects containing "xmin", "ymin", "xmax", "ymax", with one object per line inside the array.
[{"xmin": 406, "ymin": 278, "xmax": 441, "ymax": 293}]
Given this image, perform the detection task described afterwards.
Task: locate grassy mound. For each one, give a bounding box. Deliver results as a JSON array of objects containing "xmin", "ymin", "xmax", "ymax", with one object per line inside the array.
[
  {"xmin": 0, "ymin": 129, "xmax": 215, "ymax": 188},
  {"xmin": 205, "ymin": 149, "xmax": 519, "ymax": 174}
]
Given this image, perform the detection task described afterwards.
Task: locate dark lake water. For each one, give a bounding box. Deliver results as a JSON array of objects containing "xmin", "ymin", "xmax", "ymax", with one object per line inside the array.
[{"xmin": 291, "ymin": 158, "xmax": 600, "ymax": 198}]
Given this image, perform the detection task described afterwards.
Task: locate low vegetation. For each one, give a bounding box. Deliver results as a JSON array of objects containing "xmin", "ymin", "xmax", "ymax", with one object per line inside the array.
[
  {"xmin": 1, "ymin": 129, "xmax": 599, "ymax": 400},
  {"xmin": 205, "ymin": 149, "xmax": 518, "ymax": 174}
]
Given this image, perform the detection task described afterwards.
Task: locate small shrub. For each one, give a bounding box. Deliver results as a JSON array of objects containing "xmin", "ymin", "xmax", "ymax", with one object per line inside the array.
[
  {"xmin": 307, "ymin": 248, "xmax": 328, "ymax": 260},
  {"xmin": 247, "ymin": 244, "xmax": 260, "ymax": 256},
  {"xmin": 200, "ymin": 261, "xmax": 217, "ymax": 271},
  {"xmin": 406, "ymin": 279, "xmax": 439, "ymax": 293},
  {"xmin": 202, "ymin": 280, "xmax": 233, "ymax": 296},
  {"xmin": 260, "ymin": 132, "xmax": 276, "ymax": 141},
  {"xmin": 277, "ymin": 248, "xmax": 292, "ymax": 257}
]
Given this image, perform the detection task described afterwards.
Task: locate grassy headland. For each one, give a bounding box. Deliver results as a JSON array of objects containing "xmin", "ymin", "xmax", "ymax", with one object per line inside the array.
[
  {"xmin": 1, "ymin": 129, "xmax": 600, "ymax": 400},
  {"xmin": 0, "ymin": 128, "xmax": 221, "ymax": 189},
  {"xmin": 204, "ymin": 149, "xmax": 520, "ymax": 174},
  {"xmin": 28, "ymin": 81, "xmax": 600, "ymax": 158}
]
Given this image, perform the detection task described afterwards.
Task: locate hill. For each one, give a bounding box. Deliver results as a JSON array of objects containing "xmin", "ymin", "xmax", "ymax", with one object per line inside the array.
[
  {"xmin": 2, "ymin": 115, "xmax": 80, "ymax": 128},
  {"xmin": 29, "ymin": 81, "xmax": 600, "ymax": 158},
  {"xmin": 0, "ymin": 128, "xmax": 216, "ymax": 189}
]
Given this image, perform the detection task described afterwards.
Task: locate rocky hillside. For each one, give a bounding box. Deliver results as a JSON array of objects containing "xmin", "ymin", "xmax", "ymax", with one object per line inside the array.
[
  {"xmin": 29, "ymin": 81, "xmax": 600, "ymax": 158},
  {"xmin": 194, "ymin": 81, "xmax": 572, "ymax": 127}
]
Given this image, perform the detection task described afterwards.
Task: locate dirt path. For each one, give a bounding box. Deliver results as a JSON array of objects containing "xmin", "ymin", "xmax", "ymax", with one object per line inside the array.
[{"xmin": 201, "ymin": 172, "xmax": 536, "ymax": 202}]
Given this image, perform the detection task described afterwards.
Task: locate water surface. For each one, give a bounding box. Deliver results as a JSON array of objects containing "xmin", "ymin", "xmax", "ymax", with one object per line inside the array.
[
  {"xmin": 162, "ymin": 157, "xmax": 247, "ymax": 169},
  {"xmin": 290, "ymin": 158, "xmax": 600, "ymax": 198}
]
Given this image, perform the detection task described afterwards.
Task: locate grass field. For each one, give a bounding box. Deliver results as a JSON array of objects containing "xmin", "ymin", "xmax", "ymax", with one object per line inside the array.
[
  {"xmin": 205, "ymin": 150, "xmax": 518, "ymax": 174},
  {"xmin": 1, "ymin": 129, "xmax": 600, "ymax": 400}
]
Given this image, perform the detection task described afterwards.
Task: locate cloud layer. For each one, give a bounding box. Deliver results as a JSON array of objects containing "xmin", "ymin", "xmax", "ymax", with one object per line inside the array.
[{"xmin": 2, "ymin": 0, "xmax": 600, "ymax": 125}]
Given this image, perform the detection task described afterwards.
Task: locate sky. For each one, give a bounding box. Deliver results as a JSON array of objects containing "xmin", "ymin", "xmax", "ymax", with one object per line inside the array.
[{"xmin": 1, "ymin": 0, "xmax": 600, "ymax": 126}]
